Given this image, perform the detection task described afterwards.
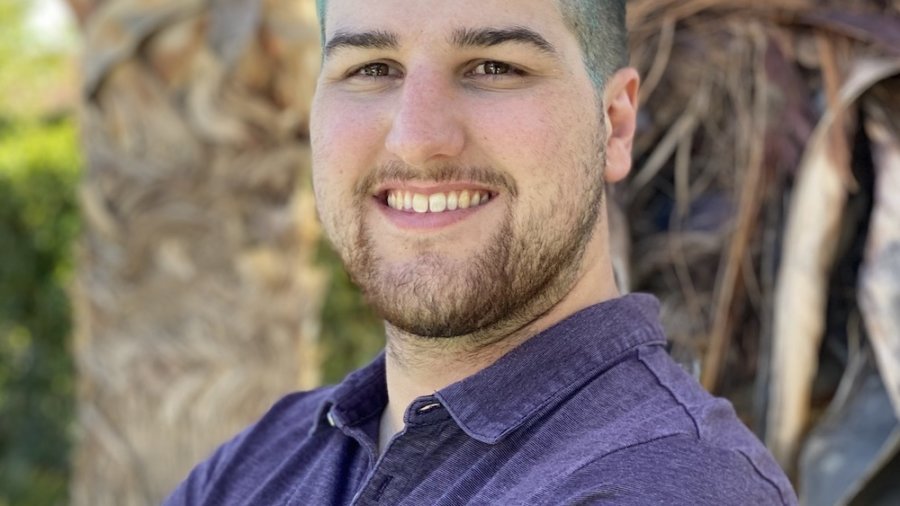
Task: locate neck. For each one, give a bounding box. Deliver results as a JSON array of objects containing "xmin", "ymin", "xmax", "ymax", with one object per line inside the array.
[
  {"xmin": 377, "ymin": 222, "xmax": 620, "ymax": 453},
  {"xmin": 378, "ymin": 323, "xmax": 529, "ymax": 454}
]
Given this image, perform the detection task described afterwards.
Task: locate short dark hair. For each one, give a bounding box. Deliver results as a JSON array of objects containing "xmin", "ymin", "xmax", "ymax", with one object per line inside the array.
[
  {"xmin": 557, "ymin": 0, "xmax": 629, "ymax": 90},
  {"xmin": 315, "ymin": 0, "xmax": 628, "ymax": 91}
]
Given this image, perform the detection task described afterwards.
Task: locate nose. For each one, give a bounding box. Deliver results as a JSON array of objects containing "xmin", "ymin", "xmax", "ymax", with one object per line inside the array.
[{"xmin": 385, "ymin": 71, "xmax": 465, "ymax": 166}]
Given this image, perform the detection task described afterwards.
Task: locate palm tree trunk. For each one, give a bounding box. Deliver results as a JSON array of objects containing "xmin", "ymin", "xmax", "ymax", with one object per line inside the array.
[{"xmin": 67, "ymin": 0, "xmax": 324, "ymax": 503}]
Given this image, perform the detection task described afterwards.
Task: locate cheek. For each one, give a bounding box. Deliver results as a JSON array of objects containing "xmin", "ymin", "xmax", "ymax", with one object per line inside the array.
[
  {"xmin": 471, "ymin": 91, "xmax": 588, "ymax": 168},
  {"xmin": 470, "ymin": 93, "xmax": 594, "ymax": 199},
  {"xmin": 472, "ymin": 93, "xmax": 602, "ymax": 239},
  {"xmin": 311, "ymin": 97, "xmax": 389, "ymax": 209}
]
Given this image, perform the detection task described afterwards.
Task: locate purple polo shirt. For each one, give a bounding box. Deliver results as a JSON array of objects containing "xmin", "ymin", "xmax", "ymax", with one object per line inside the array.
[{"xmin": 166, "ymin": 294, "xmax": 797, "ymax": 505}]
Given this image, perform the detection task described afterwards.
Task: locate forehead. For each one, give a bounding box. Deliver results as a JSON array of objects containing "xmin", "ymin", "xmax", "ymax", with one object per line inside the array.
[{"xmin": 322, "ymin": 0, "xmax": 569, "ymax": 46}]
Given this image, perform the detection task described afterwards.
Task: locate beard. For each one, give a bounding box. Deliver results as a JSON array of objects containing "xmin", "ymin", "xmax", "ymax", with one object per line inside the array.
[{"xmin": 332, "ymin": 142, "xmax": 607, "ymax": 340}]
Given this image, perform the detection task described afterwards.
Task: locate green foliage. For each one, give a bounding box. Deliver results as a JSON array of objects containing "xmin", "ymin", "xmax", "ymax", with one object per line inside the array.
[
  {"xmin": 0, "ymin": 117, "xmax": 80, "ymax": 506},
  {"xmin": 0, "ymin": 2, "xmax": 80, "ymax": 501}
]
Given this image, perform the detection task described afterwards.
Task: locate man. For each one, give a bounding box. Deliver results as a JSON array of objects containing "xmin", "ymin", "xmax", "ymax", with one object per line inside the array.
[{"xmin": 168, "ymin": 0, "xmax": 797, "ymax": 504}]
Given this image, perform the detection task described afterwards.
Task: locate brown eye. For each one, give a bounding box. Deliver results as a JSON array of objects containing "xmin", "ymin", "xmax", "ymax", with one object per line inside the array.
[
  {"xmin": 358, "ymin": 63, "xmax": 391, "ymax": 77},
  {"xmin": 475, "ymin": 61, "xmax": 512, "ymax": 75}
]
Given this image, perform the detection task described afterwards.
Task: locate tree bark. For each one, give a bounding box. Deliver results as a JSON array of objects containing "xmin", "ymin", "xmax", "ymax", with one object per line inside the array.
[{"xmin": 68, "ymin": 0, "xmax": 324, "ymax": 503}]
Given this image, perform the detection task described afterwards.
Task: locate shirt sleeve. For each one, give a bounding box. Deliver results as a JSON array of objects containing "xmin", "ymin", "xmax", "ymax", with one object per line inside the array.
[
  {"xmin": 162, "ymin": 426, "xmax": 251, "ymax": 505},
  {"xmin": 161, "ymin": 388, "xmax": 330, "ymax": 505}
]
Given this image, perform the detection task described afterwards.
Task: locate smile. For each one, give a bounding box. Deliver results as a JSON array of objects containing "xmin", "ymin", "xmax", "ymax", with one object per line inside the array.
[{"xmin": 384, "ymin": 189, "xmax": 493, "ymax": 213}]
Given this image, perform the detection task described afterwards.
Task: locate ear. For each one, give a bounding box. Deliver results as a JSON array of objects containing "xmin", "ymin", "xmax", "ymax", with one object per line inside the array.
[{"xmin": 602, "ymin": 68, "xmax": 640, "ymax": 184}]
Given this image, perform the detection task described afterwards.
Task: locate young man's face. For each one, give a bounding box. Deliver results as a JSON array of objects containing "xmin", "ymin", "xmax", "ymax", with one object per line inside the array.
[{"xmin": 311, "ymin": 0, "xmax": 619, "ymax": 339}]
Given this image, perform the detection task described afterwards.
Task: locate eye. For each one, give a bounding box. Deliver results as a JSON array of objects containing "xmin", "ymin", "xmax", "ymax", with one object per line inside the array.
[
  {"xmin": 354, "ymin": 62, "xmax": 394, "ymax": 78},
  {"xmin": 472, "ymin": 61, "xmax": 513, "ymax": 75}
]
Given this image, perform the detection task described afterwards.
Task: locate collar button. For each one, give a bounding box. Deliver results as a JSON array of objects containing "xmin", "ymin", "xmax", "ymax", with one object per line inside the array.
[{"xmin": 416, "ymin": 402, "xmax": 442, "ymax": 414}]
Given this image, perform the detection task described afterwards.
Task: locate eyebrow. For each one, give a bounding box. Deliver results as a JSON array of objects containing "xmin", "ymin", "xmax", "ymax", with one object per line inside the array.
[
  {"xmin": 323, "ymin": 30, "xmax": 399, "ymax": 58},
  {"xmin": 323, "ymin": 26, "xmax": 558, "ymax": 59},
  {"xmin": 450, "ymin": 26, "xmax": 557, "ymax": 55}
]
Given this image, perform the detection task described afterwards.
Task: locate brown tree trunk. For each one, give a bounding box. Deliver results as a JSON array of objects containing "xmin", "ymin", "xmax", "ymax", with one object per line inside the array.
[{"xmin": 67, "ymin": 0, "xmax": 324, "ymax": 503}]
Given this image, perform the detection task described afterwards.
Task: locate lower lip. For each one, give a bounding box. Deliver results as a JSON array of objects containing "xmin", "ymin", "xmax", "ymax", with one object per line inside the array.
[{"xmin": 374, "ymin": 197, "xmax": 492, "ymax": 230}]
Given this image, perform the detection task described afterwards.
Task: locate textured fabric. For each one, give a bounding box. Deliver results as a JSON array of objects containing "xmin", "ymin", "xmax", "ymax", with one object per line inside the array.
[{"xmin": 166, "ymin": 294, "xmax": 797, "ymax": 505}]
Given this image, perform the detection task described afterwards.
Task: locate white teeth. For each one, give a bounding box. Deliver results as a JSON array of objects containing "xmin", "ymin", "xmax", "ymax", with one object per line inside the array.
[
  {"xmin": 458, "ymin": 190, "xmax": 471, "ymax": 209},
  {"xmin": 429, "ymin": 193, "xmax": 447, "ymax": 213},
  {"xmin": 412, "ymin": 194, "xmax": 428, "ymax": 213},
  {"xmin": 447, "ymin": 192, "xmax": 458, "ymax": 211},
  {"xmin": 385, "ymin": 189, "xmax": 490, "ymax": 213}
]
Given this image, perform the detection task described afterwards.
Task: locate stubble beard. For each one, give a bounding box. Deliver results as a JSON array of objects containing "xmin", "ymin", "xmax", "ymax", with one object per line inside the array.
[{"xmin": 337, "ymin": 146, "xmax": 606, "ymax": 343}]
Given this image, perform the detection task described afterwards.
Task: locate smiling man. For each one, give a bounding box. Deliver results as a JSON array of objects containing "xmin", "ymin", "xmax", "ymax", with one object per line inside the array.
[{"xmin": 167, "ymin": 0, "xmax": 797, "ymax": 504}]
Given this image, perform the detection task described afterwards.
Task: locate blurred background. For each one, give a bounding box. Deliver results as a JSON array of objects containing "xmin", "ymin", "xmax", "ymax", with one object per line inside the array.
[{"xmin": 1, "ymin": 0, "xmax": 898, "ymax": 504}]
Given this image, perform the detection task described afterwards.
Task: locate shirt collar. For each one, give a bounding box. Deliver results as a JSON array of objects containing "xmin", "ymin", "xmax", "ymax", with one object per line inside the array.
[
  {"xmin": 436, "ymin": 293, "xmax": 667, "ymax": 444},
  {"xmin": 313, "ymin": 352, "xmax": 388, "ymax": 433},
  {"xmin": 316, "ymin": 293, "xmax": 667, "ymax": 444}
]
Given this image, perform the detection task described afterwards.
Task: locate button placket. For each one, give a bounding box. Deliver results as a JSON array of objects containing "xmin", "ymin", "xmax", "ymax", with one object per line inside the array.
[
  {"xmin": 351, "ymin": 448, "xmax": 409, "ymax": 505},
  {"xmin": 351, "ymin": 399, "xmax": 451, "ymax": 505}
]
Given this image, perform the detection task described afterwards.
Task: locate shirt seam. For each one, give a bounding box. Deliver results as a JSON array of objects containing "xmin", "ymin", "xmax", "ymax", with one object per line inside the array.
[
  {"xmin": 735, "ymin": 448, "xmax": 791, "ymax": 505},
  {"xmin": 637, "ymin": 352, "xmax": 790, "ymax": 506},
  {"xmin": 637, "ymin": 351, "xmax": 702, "ymax": 440}
]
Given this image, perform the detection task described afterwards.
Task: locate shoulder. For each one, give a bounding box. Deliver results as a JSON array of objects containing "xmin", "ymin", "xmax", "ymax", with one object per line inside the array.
[
  {"xmin": 538, "ymin": 434, "xmax": 797, "ymax": 505},
  {"xmin": 531, "ymin": 345, "xmax": 797, "ymax": 504},
  {"xmin": 633, "ymin": 346, "xmax": 794, "ymax": 495},
  {"xmin": 163, "ymin": 386, "xmax": 336, "ymax": 505}
]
